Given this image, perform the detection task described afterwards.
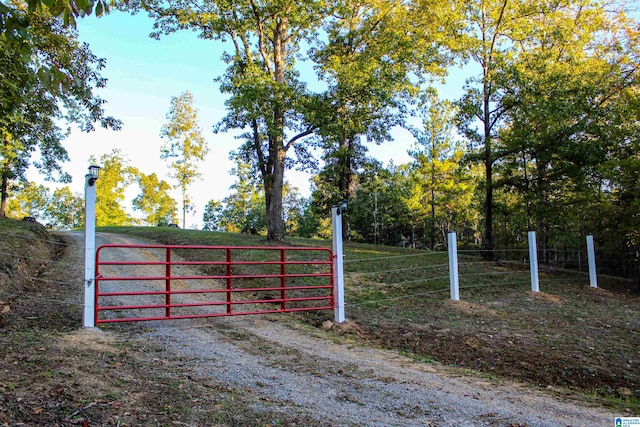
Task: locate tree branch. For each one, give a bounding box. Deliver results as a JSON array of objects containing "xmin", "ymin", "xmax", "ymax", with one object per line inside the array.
[
  {"xmin": 249, "ymin": 0, "xmax": 274, "ymax": 78},
  {"xmin": 284, "ymin": 127, "xmax": 316, "ymax": 151}
]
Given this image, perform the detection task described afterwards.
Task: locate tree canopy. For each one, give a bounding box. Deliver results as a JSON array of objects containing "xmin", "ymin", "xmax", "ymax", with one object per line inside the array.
[
  {"xmin": 4, "ymin": 0, "xmax": 639, "ymax": 274},
  {"xmin": 132, "ymin": 172, "xmax": 177, "ymax": 226},
  {"xmin": 0, "ymin": 0, "xmax": 120, "ymax": 216},
  {"xmin": 90, "ymin": 150, "xmax": 135, "ymax": 226}
]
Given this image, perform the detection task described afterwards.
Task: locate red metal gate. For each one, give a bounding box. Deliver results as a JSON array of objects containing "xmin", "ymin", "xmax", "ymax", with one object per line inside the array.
[{"xmin": 94, "ymin": 244, "xmax": 334, "ymax": 324}]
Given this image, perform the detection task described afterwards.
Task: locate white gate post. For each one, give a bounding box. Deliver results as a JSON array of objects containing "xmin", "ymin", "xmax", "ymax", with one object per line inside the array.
[
  {"xmin": 528, "ymin": 231, "xmax": 540, "ymax": 293},
  {"xmin": 83, "ymin": 166, "xmax": 100, "ymax": 328},
  {"xmin": 586, "ymin": 235, "xmax": 598, "ymax": 288},
  {"xmin": 448, "ymin": 231, "xmax": 460, "ymax": 301},
  {"xmin": 332, "ymin": 203, "xmax": 346, "ymax": 323}
]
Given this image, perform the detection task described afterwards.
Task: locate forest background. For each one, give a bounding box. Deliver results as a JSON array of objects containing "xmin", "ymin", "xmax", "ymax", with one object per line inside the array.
[{"xmin": 1, "ymin": 0, "xmax": 639, "ymax": 278}]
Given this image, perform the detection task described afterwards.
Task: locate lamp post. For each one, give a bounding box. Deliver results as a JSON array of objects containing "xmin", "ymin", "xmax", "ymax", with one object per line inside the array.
[
  {"xmin": 83, "ymin": 165, "xmax": 100, "ymax": 328},
  {"xmin": 332, "ymin": 200, "xmax": 347, "ymax": 323}
]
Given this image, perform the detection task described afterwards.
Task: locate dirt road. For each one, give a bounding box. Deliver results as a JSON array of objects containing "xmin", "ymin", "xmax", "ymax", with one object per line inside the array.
[{"xmin": 74, "ymin": 232, "xmax": 617, "ymax": 426}]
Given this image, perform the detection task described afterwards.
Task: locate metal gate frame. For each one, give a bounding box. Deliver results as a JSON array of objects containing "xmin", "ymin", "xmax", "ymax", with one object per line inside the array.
[{"xmin": 94, "ymin": 244, "xmax": 334, "ymax": 325}]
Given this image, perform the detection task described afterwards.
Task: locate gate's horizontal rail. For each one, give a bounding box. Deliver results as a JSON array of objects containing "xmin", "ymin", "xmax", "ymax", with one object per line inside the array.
[
  {"xmin": 96, "ymin": 273, "xmax": 331, "ymax": 281},
  {"xmin": 95, "ymin": 244, "xmax": 334, "ymax": 324}
]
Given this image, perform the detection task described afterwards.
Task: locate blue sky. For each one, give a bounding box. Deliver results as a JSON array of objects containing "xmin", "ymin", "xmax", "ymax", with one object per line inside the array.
[{"xmin": 30, "ymin": 10, "xmax": 468, "ymax": 228}]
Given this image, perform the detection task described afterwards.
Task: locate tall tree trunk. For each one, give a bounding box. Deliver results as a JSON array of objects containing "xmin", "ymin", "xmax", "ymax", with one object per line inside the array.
[
  {"xmin": 479, "ymin": 0, "xmax": 509, "ymax": 259},
  {"xmin": 265, "ymin": 16, "xmax": 287, "ymax": 241},
  {"xmin": 0, "ymin": 174, "xmax": 8, "ymax": 217},
  {"xmin": 483, "ymin": 81, "xmax": 494, "ymax": 259},
  {"xmin": 337, "ymin": 136, "xmax": 356, "ymax": 240},
  {"xmin": 430, "ymin": 187, "xmax": 436, "ymax": 250},
  {"xmin": 536, "ymin": 159, "xmax": 550, "ymax": 264},
  {"xmin": 430, "ymin": 141, "xmax": 436, "ymax": 250},
  {"xmin": 267, "ymin": 144, "xmax": 285, "ymax": 240}
]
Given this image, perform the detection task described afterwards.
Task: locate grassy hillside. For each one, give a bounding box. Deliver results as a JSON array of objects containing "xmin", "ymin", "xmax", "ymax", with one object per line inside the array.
[
  {"xmin": 108, "ymin": 225, "xmax": 640, "ymax": 411},
  {"xmin": 0, "ymin": 217, "xmax": 59, "ymax": 291}
]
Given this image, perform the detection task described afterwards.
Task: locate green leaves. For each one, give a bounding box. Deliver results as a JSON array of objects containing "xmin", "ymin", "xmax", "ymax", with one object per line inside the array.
[
  {"xmin": 143, "ymin": 0, "xmax": 638, "ymax": 249},
  {"xmin": 24, "ymin": 0, "xmax": 118, "ymax": 27},
  {"xmin": 0, "ymin": 2, "xmax": 121, "ymax": 215},
  {"xmin": 91, "ymin": 150, "xmax": 136, "ymax": 226},
  {"xmin": 458, "ymin": 0, "xmax": 640, "ymax": 251},
  {"xmin": 6, "ymin": 182, "xmax": 84, "ymax": 229},
  {"xmin": 133, "ymin": 172, "xmax": 177, "ymax": 226},
  {"xmin": 405, "ymin": 92, "xmax": 478, "ymax": 248}
]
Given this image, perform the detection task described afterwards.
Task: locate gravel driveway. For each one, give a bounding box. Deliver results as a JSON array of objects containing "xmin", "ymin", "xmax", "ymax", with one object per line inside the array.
[{"xmin": 79, "ymin": 232, "xmax": 616, "ymax": 426}]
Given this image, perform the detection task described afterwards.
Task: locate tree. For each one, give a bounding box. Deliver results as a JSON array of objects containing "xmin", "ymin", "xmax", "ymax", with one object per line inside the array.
[
  {"xmin": 6, "ymin": 181, "xmax": 50, "ymax": 219},
  {"xmin": 0, "ymin": 1, "xmax": 121, "ymax": 216},
  {"xmin": 90, "ymin": 149, "xmax": 135, "ymax": 226},
  {"xmin": 495, "ymin": 1, "xmax": 639, "ymax": 255},
  {"xmin": 1, "ymin": 0, "xmax": 116, "ymax": 34},
  {"xmin": 160, "ymin": 90, "xmax": 208, "ymax": 229},
  {"xmin": 202, "ymin": 199, "xmax": 223, "ymax": 231},
  {"xmin": 46, "ymin": 186, "xmax": 84, "ymax": 229},
  {"xmin": 454, "ymin": 0, "xmax": 534, "ymax": 254},
  {"xmin": 8, "ymin": 181, "xmax": 84, "ymax": 229},
  {"xmin": 339, "ymin": 160, "xmax": 412, "ymax": 245},
  {"xmin": 218, "ymin": 158, "xmax": 266, "ymax": 233},
  {"xmin": 302, "ymin": 0, "xmax": 458, "ymax": 240},
  {"xmin": 406, "ymin": 92, "xmax": 477, "ymax": 249},
  {"xmin": 132, "ymin": 172, "xmax": 177, "ymax": 226},
  {"xmin": 282, "ymin": 182, "xmax": 306, "ymax": 236},
  {"xmin": 294, "ymin": 197, "xmax": 321, "ymax": 238},
  {"xmin": 147, "ymin": 0, "xmax": 327, "ymax": 240}
]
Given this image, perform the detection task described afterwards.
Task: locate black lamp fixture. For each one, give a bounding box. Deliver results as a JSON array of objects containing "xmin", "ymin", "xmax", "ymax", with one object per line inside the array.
[
  {"xmin": 336, "ymin": 200, "xmax": 348, "ymax": 215},
  {"xmin": 88, "ymin": 165, "xmax": 100, "ymax": 186}
]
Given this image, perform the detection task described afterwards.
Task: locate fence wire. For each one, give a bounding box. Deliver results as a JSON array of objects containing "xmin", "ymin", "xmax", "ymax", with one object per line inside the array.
[
  {"xmin": 346, "ymin": 287, "xmax": 451, "ymax": 306},
  {"xmin": 345, "ymin": 273, "xmax": 451, "ymax": 289},
  {"xmin": 2, "ymin": 228, "xmax": 637, "ymax": 318},
  {"xmin": 344, "ymin": 251, "xmax": 445, "ymax": 264},
  {"xmin": 347, "ymin": 263, "xmax": 450, "ymax": 277},
  {"xmin": 0, "ymin": 289, "xmax": 82, "ymax": 307},
  {"xmin": 0, "ymin": 229, "xmax": 76, "ymax": 246},
  {"xmin": 339, "ymin": 242, "xmax": 630, "ymax": 307}
]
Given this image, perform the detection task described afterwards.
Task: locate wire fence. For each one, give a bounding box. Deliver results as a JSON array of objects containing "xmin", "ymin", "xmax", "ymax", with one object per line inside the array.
[
  {"xmin": 0, "ymin": 290, "xmax": 83, "ymax": 307},
  {"xmin": 341, "ymin": 239, "xmax": 638, "ymax": 309},
  {"xmin": 2, "ymin": 228, "xmax": 638, "ymax": 320}
]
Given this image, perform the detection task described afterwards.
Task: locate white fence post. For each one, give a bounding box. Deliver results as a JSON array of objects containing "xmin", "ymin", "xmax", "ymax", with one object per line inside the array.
[
  {"xmin": 586, "ymin": 235, "xmax": 598, "ymax": 288},
  {"xmin": 528, "ymin": 231, "xmax": 540, "ymax": 293},
  {"xmin": 448, "ymin": 231, "xmax": 460, "ymax": 301},
  {"xmin": 83, "ymin": 166, "xmax": 100, "ymax": 328},
  {"xmin": 332, "ymin": 206, "xmax": 346, "ymax": 323}
]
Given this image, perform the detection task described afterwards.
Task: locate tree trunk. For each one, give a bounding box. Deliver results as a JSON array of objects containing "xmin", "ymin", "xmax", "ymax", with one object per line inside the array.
[
  {"xmin": 483, "ymin": 75, "xmax": 494, "ymax": 259},
  {"xmin": 182, "ymin": 195, "xmax": 186, "ymax": 229},
  {"xmin": 536, "ymin": 159, "xmax": 550, "ymax": 264},
  {"xmin": 266, "ymin": 145, "xmax": 285, "ymax": 240},
  {"xmin": 265, "ymin": 16, "xmax": 287, "ymax": 241},
  {"xmin": 337, "ymin": 137, "xmax": 356, "ymax": 240},
  {"xmin": 478, "ymin": 0, "xmax": 509, "ymax": 259},
  {"xmin": 0, "ymin": 174, "xmax": 8, "ymax": 217},
  {"xmin": 430, "ymin": 189, "xmax": 436, "ymax": 250}
]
